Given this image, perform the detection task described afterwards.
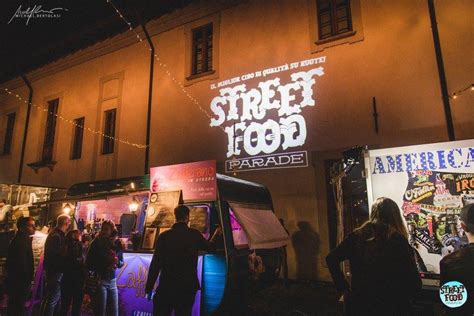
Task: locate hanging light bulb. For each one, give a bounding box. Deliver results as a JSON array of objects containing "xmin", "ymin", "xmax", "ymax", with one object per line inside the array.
[
  {"xmin": 129, "ymin": 197, "xmax": 139, "ymax": 213},
  {"xmin": 452, "ymin": 93, "xmax": 457, "ymax": 99},
  {"xmin": 63, "ymin": 203, "xmax": 72, "ymax": 215},
  {"xmin": 471, "ymin": 84, "xmax": 474, "ymax": 91}
]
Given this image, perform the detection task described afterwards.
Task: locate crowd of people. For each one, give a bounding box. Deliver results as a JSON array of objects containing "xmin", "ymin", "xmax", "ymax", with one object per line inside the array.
[
  {"xmin": 5, "ymin": 205, "xmax": 221, "ymax": 316},
  {"xmin": 3, "ymin": 199, "xmax": 473, "ymax": 315},
  {"xmin": 6, "ymin": 214, "xmax": 125, "ymax": 316}
]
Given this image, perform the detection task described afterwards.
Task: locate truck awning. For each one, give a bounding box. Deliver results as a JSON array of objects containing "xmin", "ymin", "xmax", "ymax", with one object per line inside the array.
[{"xmin": 229, "ymin": 202, "xmax": 289, "ymax": 249}]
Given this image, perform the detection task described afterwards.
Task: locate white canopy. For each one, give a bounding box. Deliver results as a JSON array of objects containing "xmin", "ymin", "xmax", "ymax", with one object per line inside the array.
[{"xmin": 229, "ymin": 202, "xmax": 289, "ymax": 249}]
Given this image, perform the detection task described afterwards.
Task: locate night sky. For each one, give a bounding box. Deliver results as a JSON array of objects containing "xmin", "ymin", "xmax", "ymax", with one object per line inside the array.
[{"xmin": 0, "ymin": 0, "xmax": 192, "ymax": 84}]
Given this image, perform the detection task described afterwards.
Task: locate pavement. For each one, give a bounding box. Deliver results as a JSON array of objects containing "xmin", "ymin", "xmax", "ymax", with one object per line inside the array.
[{"xmin": 247, "ymin": 281, "xmax": 340, "ymax": 316}]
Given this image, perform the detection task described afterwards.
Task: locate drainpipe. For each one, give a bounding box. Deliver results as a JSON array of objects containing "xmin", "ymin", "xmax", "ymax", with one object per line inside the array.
[
  {"xmin": 18, "ymin": 75, "xmax": 33, "ymax": 183},
  {"xmin": 427, "ymin": 0, "xmax": 455, "ymax": 141},
  {"xmin": 141, "ymin": 23, "xmax": 155, "ymax": 174}
]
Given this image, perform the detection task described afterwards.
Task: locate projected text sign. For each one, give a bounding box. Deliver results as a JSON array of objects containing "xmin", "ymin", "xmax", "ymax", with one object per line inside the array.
[{"xmin": 209, "ymin": 57, "xmax": 326, "ymax": 172}]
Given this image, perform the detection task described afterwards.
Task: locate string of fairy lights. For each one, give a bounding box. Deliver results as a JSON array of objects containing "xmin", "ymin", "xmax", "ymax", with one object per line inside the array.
[
  {"xmin": 0, "ymin": 1, "xmax": 226, "ymax": 152},
  {"xmin": 2, "ymin": 87, "xmax": 148, "ymax": 149},
  {"xmin": 449, "ymin": 84, "xmax": 474, "ymax": 100},
  {"xmin": 106, "ymin": 0, "xmax": 225, "ymax": 132},
  {"xmin": 1, "ymin": 2, "xmax": 471, "ymax": 152}
]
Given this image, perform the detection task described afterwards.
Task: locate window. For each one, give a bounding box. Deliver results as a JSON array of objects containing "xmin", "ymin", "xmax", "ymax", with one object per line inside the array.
[
  {"xmin": 42, "ymin": 99, "xmax": 59, "ymax": 161},
  {"xmin": 2, "ymin": 112, "xmax": 16, "ymax": 155},
  {"xmin": 102, "ymin": 109, "xmax": 116, "ymax": 154},
  {"xmin": 317, "ymin": 0, "xmax": 352, "ymax": 40},
  {"xmin": 191, "ymin": 23, "xmax": 213, "ymax": 76},
  {"xmin": 71, "ymin": 117, "xmax": 85, "ymax": 160}
]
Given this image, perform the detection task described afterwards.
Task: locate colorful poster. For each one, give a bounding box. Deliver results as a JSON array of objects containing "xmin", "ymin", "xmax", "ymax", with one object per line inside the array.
[
  {"xmin": 150, "ymin": 161, "xmax": 217, "ymax": 202},
  {"xmin": 402, "ymin": 171, "xmax": 470, "ymax": 257},
  {"xmin": 365, "ymin": 139, "xmax": 474, "ymax": 274},
  {"xmin": 116, "ymin": 253, "xmax": 202, "ymax": 316}
]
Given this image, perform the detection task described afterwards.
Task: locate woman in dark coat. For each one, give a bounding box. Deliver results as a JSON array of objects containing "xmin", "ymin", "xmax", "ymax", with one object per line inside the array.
[
  {"xmin": 60, "ymin": 230, "xmax": 85, "ymax": 316},
  {"xmin": 86, "ymin": 220, "xmax": 124, "ymax": 316},
  {"xmin": 326, "ymin": 197, "xmax": 422, "ymax": 316}
]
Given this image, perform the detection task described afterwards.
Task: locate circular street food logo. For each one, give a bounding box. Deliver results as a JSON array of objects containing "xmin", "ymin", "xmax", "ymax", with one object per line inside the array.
[{"xmin": 439, "ymin": 281, "xmax": 468, "ymax": 308}]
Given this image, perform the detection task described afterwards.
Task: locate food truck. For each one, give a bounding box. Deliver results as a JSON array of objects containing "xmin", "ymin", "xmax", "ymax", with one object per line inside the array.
[
  {"xmin": 45, "ymin": 160, "xmax": 289, "ymax": 315},
  {"xmin": 364, "ymin": 139, "xmax": 474, "ymax": 286}
]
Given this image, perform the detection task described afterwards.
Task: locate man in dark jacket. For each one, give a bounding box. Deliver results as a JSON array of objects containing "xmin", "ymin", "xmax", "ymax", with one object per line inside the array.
[
  {"xmin": 6, "ymin": 216, "xmax": 35, "ymax": 316},
  {"xmin": 40, "ymin": 214, "xmax": 71, "ymax": 316},
  {"xmin": 440, "ymin": 203, "xmax": 474, "ymax": 314},
  {"xmin": 145, "ymin": 205, "xmax": 221, "ymax": 316}
]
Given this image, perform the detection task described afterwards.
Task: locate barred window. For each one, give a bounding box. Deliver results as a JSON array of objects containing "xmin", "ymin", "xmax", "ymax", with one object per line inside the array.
[
  {"xmin": 102, "ymin": 109, "xmax": 116, "ymax": 155},
  {"xmin": 2, "ymin": 112, "xmax": 16, "ymax": 155},
  {"xmin": 42, "ymin": 99, "xmax": 59, "ymax": 161},
  {"xmin": 71, "ymin": 117, "xmax": 84, "ymax": 160},
  {"xmin": 191, "ymin": 24, "xmax": 213, "ymax": 75},
  {"xmin": 317, "ymin": 0, "xmax": 352, "ymax": 40}
]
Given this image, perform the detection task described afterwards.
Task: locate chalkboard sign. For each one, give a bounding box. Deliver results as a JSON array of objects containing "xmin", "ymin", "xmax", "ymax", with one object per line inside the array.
[
  {"xmin": 142, "ymin": 191, "xmax": 182, "ymax": 249},
  {"xmin": 145, "ymin": 191, "xmax": 182, "ymax": 229},
  {"xmin": 189, "ymin": 206, "xmax": 209, "ymax": 233}
]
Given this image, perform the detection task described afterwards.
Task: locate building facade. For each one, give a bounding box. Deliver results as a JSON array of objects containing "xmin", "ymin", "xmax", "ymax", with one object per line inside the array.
[{"xmin": 0, "ymin": 0, "xmax": 473, "ymax": 281}]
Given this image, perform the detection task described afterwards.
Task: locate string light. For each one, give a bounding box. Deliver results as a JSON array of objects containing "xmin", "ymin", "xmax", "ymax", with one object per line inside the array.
[
  {"xmin": 449, "ymin": 84, "xmax": 473, "ymax": 100},
  {"xmin": 106, "ymin": 0, "xmax": 225, "ymax": 132},
  {"xmin": 2, "ymin": 88, "xmax": 148, "ymax": 149}
]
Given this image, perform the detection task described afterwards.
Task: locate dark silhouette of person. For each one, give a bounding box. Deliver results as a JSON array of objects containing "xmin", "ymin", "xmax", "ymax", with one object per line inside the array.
[
  {"xmin": 40, "ymin": 214, "xmax": 72, "ymax": 316},
  {"xmin": 145, "ymin": 205, "xmax": 221, "ymax": 316},
  {"xmin": 291, "ymin": 221, "xmax": 320, "ymax": 281},
  {"xmin": 326, "ymin": 197, "xmax": 421, "ymax": 316},
  {"xmin": 86, "ymin": 220, "xmax": 124, "ymax": 316},
  {"xmin": 60, "ymin": 230, "xmax": 86, "ymax": 316},
  {"xmin": 6, "ymin": 216, "xmax": 35, "ymax": 316}
]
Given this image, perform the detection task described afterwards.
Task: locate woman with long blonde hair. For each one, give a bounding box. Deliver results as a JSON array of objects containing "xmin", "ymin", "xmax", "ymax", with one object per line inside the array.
[{"xmin": 326, "ymin": 197, "xmax": 421, "ymax": 315}]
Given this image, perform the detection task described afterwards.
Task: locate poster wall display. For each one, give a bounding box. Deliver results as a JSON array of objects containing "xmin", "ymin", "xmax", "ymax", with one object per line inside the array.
[{"xmin": 365, "ymin": 140, "xmax": 474, "ymax": 274}]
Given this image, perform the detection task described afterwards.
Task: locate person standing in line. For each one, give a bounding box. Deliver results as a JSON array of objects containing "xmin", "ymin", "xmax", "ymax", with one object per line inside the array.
[
  {"xmin": 86, "ymin": 220, "xmax": 123, "ymax": 316},
  {"xmin": 60, "ymin": 230, "xmax": 86, "ymax": 316},
  {"xmin": 40, "ymin": 214, "xmax": 72, "ymax": 316},
  {"xmin": 5, "ymin": 216, "xmax": 35, "ymax": 316},
  {"xmin": 145, "ymin": 205, "xmax": 222, "ymax": 316},
  {"xmin": 440, "ymin": 203, "xmax": 474, "ymax": 315},
  {"xmin": 326, "ymin": 197, "xmax": 421, "ymax": 316}
]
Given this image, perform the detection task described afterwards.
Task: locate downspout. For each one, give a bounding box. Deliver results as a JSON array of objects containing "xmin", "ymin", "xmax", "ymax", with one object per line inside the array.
[
  {"xmin": 141, "ymin": 23, "xmax": 155, "ymax": 174},
  {"xmin": 18, "ymin": 75, "xmax": 33, "ymax": 183},
  {"xmin": 427, "ymin": 0, "xmax": 455, "ymax": 141}
]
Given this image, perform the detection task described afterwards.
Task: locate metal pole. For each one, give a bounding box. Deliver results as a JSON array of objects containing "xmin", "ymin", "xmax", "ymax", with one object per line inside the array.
[
  {"xmin": 427, "ymin": 0, "xmax": 455, "ymax": 141},
  {"xmin": 141, "ymin": 23, "xmax": 155, "ymax": 174},
  {"xmin": 18, "ymin": 75, "xmax": 33, "ymax": 183}
]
